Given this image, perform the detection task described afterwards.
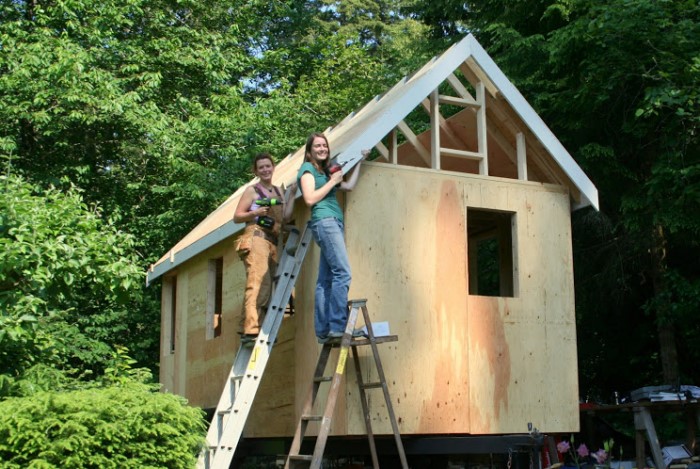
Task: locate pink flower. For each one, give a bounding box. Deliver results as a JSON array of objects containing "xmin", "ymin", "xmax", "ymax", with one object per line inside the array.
[
  {"xmin": 592, "ymin": 449, "xmax": 608, "ymax": 464},
  {"xmin": 557, "ymin": 441, "xmax": 571, "ymax": 454},
  {"xmin": 577, "ymin": 443, "xmax": 590, "ymax": 458}
]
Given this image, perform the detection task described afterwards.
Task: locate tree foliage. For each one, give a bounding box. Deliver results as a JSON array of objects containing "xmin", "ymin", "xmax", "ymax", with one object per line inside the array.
[
  {"xmin": 0, "ymin": 0, "xmax": 255, "ymax": 263},
  {"xmin": 0, "ymin": 174, "xmax": 144, "ymax": 385}
]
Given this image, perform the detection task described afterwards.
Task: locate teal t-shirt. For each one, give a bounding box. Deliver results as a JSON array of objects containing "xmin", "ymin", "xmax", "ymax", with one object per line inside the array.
[{"xmin": 297, "ymin": 162, "xmax": 344, "ymax": 222}]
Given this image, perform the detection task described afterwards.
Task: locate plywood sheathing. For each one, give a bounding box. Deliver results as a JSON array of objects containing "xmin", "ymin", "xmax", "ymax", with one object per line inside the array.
[
  {"xmin": 160, "ymin": 163, "xmax": 579, "ymax": 437},
  {"xmin": 337, "ymin": 163, "xmax": 578, "ymax": 435},
  {"xmin": 157, "ymin": 238, "xmax": 299, "ymax": 436}
]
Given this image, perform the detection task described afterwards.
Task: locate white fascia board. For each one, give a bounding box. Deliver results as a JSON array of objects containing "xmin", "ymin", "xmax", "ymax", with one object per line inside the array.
[
  {"xmin": 146, "ymin": 219, "xmax": 246, "ymax": 285},
  {"xmin": 333, "ymin": 37, "xmax": 476, "ymax": 171},
  {"xmin": 465, "ymin": 35, "xmax": 599, "ymax": 210}
]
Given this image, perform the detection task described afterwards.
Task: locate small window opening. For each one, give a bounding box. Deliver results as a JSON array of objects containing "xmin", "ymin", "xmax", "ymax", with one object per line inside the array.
[
  {"xmin": 207, "ymin": 257, "xmax": 224, "ymax": 339},
  {"xmin": 165, "ymin": 276, "xmax": 177, "ymax": 353},
  {"xmin": 468, "ymin": 208, "xmax": 516, "ymax": 297}
]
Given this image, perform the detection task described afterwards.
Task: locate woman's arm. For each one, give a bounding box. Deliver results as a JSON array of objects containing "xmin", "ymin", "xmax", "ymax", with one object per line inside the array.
[
  {"xmin": 339, "ymin": 150, "xmax": 370, "ymax": 191},
  {"xmin": 300, "ymin": 170, "xmax": 343, "ymax": 206},
  {"xmin": 233, "ymin": 186, "xmax": 268, "ymax": 223},
  {"xmin": 282, "ymin": 182, "xmax": 297, "ymax": 222}
]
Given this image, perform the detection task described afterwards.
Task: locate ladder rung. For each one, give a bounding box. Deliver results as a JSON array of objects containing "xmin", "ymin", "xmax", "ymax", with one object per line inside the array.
[
  {"xmin": 350, "ymin": 335, "xmax": 399, "ymax": 346},
  {"xmin": 313, "ymin": 376, "xmax": 332, "ymax": 383},
  {"xmin": 301, "ymin": 414, "xmax": 322, "ymax": 421},
  {"xmin": 288, "ymin": 455, "xmax": 314, "ymax": 462},
  {"xmin": 361, "ymin": 382, "xmax": 383, "ymax": 390},
  {"xmin": 218, "ymin": 408, "xmax": 232, "ymax": 416}
]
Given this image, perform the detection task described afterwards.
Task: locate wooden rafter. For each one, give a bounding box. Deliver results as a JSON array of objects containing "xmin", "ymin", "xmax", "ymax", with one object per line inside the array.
[
  {"xmin": 446, "ymin": 72, "xmax": 478, "ymax": 104},
  {"xmin": 461, "ymin": 59, "xmax": 499, "ymax": 98},
  {"xmin": 420, "ymin": 74, "xmax": 489, "ymax": 172},
  {"xmin": 397, "ymin": 120, "xmax": 431, "ymax": 167}
]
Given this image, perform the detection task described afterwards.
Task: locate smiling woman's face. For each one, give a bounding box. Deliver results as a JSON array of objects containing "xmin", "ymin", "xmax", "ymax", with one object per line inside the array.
[
  {"xmin": 310, "ymin": 137, "xmax": 329, "ymax": 162},
  {"xmin": 254, "ymin": 157, "xmax": 274, "ymax": 181}
]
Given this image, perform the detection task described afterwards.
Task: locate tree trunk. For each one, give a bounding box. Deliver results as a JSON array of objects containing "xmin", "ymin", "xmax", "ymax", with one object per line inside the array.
[{"xmin": 651, "ymin": 224, "xmax": 679, "ymax": 385}]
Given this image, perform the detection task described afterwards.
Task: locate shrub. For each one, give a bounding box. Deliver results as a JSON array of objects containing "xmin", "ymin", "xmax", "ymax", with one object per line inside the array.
[{"xmin": 0, "ymin": 382, "xmax": 205, "ymax": 468}]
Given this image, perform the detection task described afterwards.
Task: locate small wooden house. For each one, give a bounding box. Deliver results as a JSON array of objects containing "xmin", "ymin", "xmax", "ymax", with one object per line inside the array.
[{"xmin": 147, "ymin": 34, "xmax": 598, "ymax": 443}]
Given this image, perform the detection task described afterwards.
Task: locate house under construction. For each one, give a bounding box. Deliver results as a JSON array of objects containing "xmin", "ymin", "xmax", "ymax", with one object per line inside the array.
[{"xmin": 147, "ymin": 33, "xmax": 599, "ymax": 467}]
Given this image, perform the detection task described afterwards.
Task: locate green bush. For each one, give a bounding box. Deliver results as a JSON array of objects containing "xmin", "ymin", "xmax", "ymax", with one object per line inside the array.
[{"xmin": 0, "ymin": 383, "xmax": 205, "ymax": 468}]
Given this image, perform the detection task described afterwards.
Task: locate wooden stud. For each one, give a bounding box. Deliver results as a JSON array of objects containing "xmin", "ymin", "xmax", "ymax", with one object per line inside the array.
[
  {"xmin": 476, "ymin": 82, "xmax": 488, "ymax": 175},
  {"xmin": 430, "ymin": 89, "xmax": 440, "ymax": 170},
  {"xmin": 516, "ymin": 132, "xmax": 527, "ymax": 181}
]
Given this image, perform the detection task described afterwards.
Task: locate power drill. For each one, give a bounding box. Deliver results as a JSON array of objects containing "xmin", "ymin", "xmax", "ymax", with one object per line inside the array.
[
  {"xmin": 327, "ymin": 161, "xmax": 346, "ymax": 187},
  {"xmin": 255, "ymin": 198, "xmax": 281, "ymax": 207},
  {"xmin": 328, "ymin": 161, "xmax": 346, "ymax": 175},
  {"xmin": 256, "ymin": 215, "xmax": 275, "ymax": 229}
]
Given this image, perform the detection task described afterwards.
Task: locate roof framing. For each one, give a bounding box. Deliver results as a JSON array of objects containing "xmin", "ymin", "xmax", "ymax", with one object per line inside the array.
[{"xmin": 146, "ymin": 34, "xmax": 598, "ymax": 284}]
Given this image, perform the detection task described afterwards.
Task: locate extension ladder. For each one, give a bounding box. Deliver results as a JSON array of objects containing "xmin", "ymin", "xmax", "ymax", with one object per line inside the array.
[
  {"xmin": 198, "ymin": 224, "xmax": 313, "ymax": 469},
  {"xmin": 286, "ymin": 299, "xmax": 408, "ymax": 469}
]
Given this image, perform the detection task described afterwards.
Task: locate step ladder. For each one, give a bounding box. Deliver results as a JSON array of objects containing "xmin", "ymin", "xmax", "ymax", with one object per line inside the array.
[
  {"xmin": 286, "ymin": 299, "xmax": 408, "ymax": 469},
  {"xmin": 198, "ymin": 224, "xmax": 313, "ymax": 469}
]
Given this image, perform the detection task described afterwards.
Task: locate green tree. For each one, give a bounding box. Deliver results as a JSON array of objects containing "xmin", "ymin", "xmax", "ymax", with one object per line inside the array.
[
  {"xmin": 0, "ymin": 175, "xmax": 144, "ymax": 384},
  {"xmin": 238, "ymin": 1, "xmax": 439, "ymax": 157},
  {"xmin": 0, "ymin": 0, "xmax": 262, "ymax": 371},
  {"xmin": 0, "ymin": 0, "xmax": 254, "ymax": 263}
]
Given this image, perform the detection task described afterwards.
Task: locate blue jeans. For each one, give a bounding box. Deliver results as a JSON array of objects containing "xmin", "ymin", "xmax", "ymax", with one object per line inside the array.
[{"xmin": 310, "ymin": 217, "xmax": 351, "ymax": 338}]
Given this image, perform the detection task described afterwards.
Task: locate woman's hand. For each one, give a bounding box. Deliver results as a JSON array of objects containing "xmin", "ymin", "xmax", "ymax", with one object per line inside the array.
[{"xmin": 330, "ymin": 170, "xmax": 344, "ymax": 186}]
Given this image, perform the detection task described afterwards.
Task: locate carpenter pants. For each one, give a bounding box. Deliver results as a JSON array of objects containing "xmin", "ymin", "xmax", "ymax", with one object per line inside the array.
[{"xmin": 240, "ymin": 232, "xmax": 278, "ymax": 335}]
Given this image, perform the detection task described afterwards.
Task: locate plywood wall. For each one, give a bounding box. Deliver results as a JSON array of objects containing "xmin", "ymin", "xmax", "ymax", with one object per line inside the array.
[
  {"xmin": 160, "ymin": 161, "xmax": 579, "ymax": 438},
  {"xmin": 158, "ymin": 236, "xmax": 299, "ymax": 437},
  {"xmin": 341, "ymin": 163, "xmax": 578, "ymax": 436}
]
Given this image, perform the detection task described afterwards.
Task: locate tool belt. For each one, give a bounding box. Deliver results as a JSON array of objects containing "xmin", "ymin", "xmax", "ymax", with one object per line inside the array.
[{"xmin": 252, "ymin": 227, "xmax": 278, "ymax": 245}]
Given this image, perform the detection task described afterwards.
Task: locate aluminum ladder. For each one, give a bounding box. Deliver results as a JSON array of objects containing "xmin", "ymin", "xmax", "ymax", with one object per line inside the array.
[
  {"xmin": 198, "ymin": 223, "xmax": 313, "ymax": 469},
  {"xmin": 286, "ymin": 299, "xmax": 408, "ymax": 469}
]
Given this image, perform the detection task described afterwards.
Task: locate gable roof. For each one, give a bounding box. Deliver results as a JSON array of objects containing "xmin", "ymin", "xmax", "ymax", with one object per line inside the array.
[{"xmin": 146, "ymin": 33, "xmax": 598, "ymax": 284}]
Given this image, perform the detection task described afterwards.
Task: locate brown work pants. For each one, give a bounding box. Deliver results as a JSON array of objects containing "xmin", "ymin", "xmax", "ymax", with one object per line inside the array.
[{"xmin": 239, "ymin": 230, "xmax": 278, "ymax": 335}]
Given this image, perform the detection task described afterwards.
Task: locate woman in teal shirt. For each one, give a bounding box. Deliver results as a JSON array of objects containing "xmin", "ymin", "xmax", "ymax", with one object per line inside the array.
[{"xmin": 297, "ymin": 132, "xmax": 368, "ymax": 343}]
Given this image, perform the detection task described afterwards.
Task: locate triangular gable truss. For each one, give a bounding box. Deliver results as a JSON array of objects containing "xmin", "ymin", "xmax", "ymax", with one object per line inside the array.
[{"xmin": 147, "ymin": 33, "xmax": 598, "ymax": 284}]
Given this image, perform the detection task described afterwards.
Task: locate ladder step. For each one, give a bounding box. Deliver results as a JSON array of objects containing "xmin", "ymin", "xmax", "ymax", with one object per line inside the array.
[
  {"xmin": 288, "ymin": 455, "xmax": 314, "ymax": 462},
  {"xmin": 313, "ymin": 376, "xmax": 332, "ymax": 383},
  {"xmin": 301, "ymin": 414, "xmax": 323, "ymax": 422},
  {"xmin": 361, "ymin": 382, "xmax": 383, "ymax": 390},
  {"xmin": 350, "ymin": 335, "xmax": 399, "ymax": 346}
]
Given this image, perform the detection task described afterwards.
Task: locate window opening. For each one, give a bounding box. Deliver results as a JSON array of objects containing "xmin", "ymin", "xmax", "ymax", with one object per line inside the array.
[
  {"xmin": 207, "ymin": 257, "xmax": 224, "ymax": 339},
  {"xmin": 467, "ymin": 208, "xmax": 516, "ymax": 297},
  {"xmin": 165, "ymin": 276, "xmax": 177, "ymax": 353}
]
